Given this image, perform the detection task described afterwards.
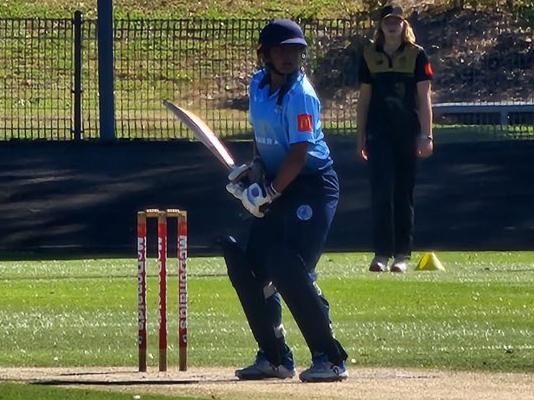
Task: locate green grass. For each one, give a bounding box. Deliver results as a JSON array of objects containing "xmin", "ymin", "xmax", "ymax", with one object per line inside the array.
[
  {"xmin": 0, "ymin": 0, "xmax": 530, "ymax": 18},
  {"xmin": 0, "ymin": 0, "xmax": 368, "ymax": 19},
  {"xmin": 0, "ymin": 252, "xmax": 533, "ymax": 373},
  {"xmin": 434, "ymin": 124, "xmax": 534, "ymax": 143},
  {"xmin": 0, "ymin": 382, "xmax": 202, "ymax": 400}
]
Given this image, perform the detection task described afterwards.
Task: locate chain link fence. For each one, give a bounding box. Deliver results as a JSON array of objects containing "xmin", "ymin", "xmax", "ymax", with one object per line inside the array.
[{"xmin": 0, "ymin": 10, "xmax": 532, "ymax": 141}]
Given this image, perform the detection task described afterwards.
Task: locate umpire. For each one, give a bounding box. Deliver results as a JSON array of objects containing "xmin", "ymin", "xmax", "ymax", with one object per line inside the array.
[{"xmin": 356, "ymin": 3, "xmax": 434, "ymax": 273}]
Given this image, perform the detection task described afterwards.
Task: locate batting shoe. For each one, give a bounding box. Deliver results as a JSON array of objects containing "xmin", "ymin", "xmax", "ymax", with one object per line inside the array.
[
  {"xmin": 369, "ymin": 255, "xmax": 389, "ymax": 272},
  {"xmin": 299, "ymin": 354, "xmax": 348, "ymax": 383},
  {"xmin": 235, "ymin": 350, "xmax": 295, "ymax": 380},
  {"xmin": 390, "ymin": 255, "xmax": 409, "ymax": 273}
]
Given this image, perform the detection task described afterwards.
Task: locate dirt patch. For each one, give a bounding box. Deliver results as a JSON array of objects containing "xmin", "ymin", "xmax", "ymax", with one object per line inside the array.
[{"xmin": 1, "ymin": 367, "xmax": 533, "ymax": 400}]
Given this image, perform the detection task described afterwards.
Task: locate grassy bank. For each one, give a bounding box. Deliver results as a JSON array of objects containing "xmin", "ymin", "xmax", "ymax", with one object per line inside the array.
[
  {"xmin": 1, "ymin": 0, "xmax": 531, "ymax": 19},
  {"xmin": 1, "ymin": 0, "xmax": 369, "ymax": 19}
]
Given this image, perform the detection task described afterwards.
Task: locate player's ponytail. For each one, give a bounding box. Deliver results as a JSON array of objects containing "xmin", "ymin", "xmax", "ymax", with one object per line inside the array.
[{"xmin": 402, "ymin": 21, "xmax": 416, "ymax": 44}]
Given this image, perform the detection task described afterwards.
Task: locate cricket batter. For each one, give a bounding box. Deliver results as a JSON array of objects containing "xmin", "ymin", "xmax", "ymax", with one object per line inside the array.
[
  {"xmin": 357, "ymin": 4, "xmax": 434, "ymax": 272},
  {"xmin": 221, "ymin": 19, "xmax": 348, "ymax": 382}
]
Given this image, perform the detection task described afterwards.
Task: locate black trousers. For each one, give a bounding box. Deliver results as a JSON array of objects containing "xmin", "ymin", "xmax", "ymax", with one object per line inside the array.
[{"xmin": 366, "ymin": 134, "xmax": 417, "ymax": 258}]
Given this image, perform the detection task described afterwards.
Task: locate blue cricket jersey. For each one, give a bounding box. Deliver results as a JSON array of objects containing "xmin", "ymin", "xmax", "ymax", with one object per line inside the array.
[{"xmin": 248, "ymin": 69, "xmax": 333, "ymax": 177}]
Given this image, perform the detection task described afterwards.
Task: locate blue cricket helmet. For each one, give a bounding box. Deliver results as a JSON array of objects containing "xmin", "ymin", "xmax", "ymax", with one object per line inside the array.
[{"xmin": 258, "ymin": 19, "xmax": 308, "ymax": 50}]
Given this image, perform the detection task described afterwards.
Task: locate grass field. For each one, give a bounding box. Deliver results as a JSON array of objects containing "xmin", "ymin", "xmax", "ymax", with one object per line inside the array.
[
  {"xmin": 1, "ymin": 252, "xmax": 533, "ymax": 372},
  {"xmin": 1, "ymin": 251, "xmax": 533, "ymax": 399},
  {"xmin": 0, "ymin": 382, "xmax": 202, "ymax": 400}
]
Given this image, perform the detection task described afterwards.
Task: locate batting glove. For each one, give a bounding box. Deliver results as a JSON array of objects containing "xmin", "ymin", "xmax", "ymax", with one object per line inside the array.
[
  {"xmin": 228, "ymin": 158, "xmax": 265, "ymax": 185},
  {"xmin": 240, "ymin": 182, "xmax": 280, "ymax": 218},
  {"xmin": 226, "ymin": 181, "xmax": 245, "ymax": 200}
]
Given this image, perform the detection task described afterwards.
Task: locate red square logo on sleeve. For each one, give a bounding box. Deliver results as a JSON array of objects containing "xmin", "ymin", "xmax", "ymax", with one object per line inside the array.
[
  {"xmin": 297, "ymin": 114, "xmax": 313, "ymax": 133},
  {"xmin": 424, "ymin": 62, "xmax": 434, "ymax": 77}
]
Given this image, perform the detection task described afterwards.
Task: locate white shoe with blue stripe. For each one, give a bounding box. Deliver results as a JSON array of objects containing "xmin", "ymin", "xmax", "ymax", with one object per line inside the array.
[
  {"xmin": 235, "ymin": 350, "xmax": 295, "ymax": 380},
  {"xmin": 299, "ymin": 354, "xmax": 348, "ymax": 382}
]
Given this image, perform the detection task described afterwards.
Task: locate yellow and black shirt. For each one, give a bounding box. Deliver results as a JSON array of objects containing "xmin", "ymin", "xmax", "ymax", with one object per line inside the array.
[{"xmin": 359, "ymin": 42, "xmax": 433, "ymax": 136}]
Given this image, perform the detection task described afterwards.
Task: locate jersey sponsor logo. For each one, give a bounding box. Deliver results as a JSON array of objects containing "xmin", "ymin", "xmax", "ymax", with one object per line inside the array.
[
  {"xmin": 297, "ymin": 114, "xmax": 313, "ymax": 133},
  {"xmin": 424, "ymin": 62, "xmax": 434, "ymax": 77}
]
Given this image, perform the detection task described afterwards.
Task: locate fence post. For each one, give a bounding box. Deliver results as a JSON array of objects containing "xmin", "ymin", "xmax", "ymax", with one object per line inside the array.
[
  {"xmin": 73, "ymin": 11, "xmax": 83, "ymax": 141},
  {"xmin": 97, "ymin": 0, "xmax": 116, "ymax": 142}
]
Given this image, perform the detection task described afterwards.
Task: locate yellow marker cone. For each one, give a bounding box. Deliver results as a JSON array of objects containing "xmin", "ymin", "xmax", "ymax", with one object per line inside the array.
[{"xmin": 415, "ymin": 252, "xmax": 445, "ymax": 271}]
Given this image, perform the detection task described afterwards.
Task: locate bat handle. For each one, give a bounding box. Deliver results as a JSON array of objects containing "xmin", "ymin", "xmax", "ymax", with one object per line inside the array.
[{"xmin": 259, "ymin": 203, "xmax": 271, "ymax": 214}]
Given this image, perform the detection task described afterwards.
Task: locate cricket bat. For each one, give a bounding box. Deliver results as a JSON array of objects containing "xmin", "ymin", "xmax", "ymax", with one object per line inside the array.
[{"xmin": 163, "ymin": 100, "xmax": 237, "ymax": 170}]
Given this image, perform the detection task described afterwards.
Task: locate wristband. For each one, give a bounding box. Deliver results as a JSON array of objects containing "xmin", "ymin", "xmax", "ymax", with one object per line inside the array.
[{"xmin": 266, "ymin": 182, "xmax": 281, "ymax": 200}]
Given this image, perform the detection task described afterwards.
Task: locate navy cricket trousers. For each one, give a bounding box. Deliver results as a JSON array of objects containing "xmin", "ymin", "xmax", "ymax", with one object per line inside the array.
[
  {"xmin": 247, "ymin": 167, "xmax": 339, "ymax": 278},
  {"xmin": 243, "ymin": 168, "xmax": 347, "ymax": 363}
]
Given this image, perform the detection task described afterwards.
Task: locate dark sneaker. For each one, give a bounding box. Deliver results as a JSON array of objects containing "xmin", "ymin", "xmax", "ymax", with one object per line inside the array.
[
  {"xmin": 235, "ymin": 350, "xmax": 295, "ymax": 380},
  {"xmin": 299, "ymin": 354, "xmax": 348, "ymax": 382},
  {"xmin": 369, "ymin": 256, "xmax": 389, "ymax": 272},
  {"xmin": 390, "ymin": 255, "xmax": 409, "ymax": 273}
]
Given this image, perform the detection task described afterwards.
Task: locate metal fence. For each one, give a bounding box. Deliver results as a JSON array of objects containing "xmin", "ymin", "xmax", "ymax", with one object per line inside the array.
[
  {"xmin": 0, "ymin": 10, "xmax": 532, "ymax": 142},
  {"xmin": 0, "ymin": 18, "xmax": 74, "ymax": 139}
]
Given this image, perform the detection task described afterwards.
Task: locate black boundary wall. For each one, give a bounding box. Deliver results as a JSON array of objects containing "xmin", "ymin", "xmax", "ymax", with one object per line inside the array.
[{"xmin": 1, "ymin": 138, "xmax": 533, "ymax": 257}]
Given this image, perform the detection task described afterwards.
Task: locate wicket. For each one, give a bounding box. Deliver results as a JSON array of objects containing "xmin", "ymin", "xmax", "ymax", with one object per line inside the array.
[{"xmin": 137, "ymin": 209, "xmax": 188, "ymax": 372}]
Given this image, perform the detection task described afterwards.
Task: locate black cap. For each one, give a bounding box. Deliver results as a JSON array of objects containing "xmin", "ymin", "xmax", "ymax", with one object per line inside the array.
[
  {"xmin": 258, "ymin": 19, "xmax": 308, "ymax": 49},
  {"xmin": 380, "ymin": 4, "xmax": 405, "ymax": 20}
]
